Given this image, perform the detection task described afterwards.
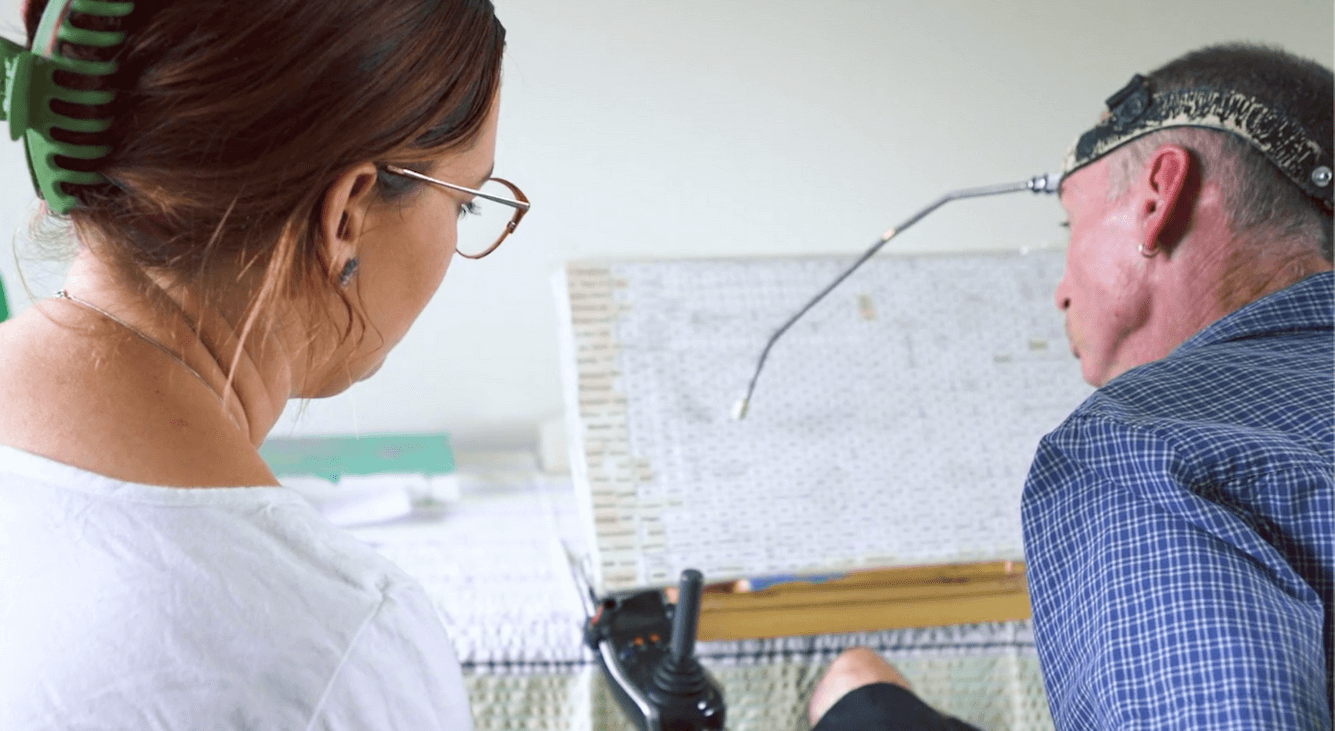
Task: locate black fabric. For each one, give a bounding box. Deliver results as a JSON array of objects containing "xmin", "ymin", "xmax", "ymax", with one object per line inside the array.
[{"xmin": 811, "ymin": 683, "xmax": 984, "ymax": 731}]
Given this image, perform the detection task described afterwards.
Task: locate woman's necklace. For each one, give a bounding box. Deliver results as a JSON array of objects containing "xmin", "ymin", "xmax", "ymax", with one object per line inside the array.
[{"xmin": 55, "ymin": 289, "xmax": 240, "ymax": 428}]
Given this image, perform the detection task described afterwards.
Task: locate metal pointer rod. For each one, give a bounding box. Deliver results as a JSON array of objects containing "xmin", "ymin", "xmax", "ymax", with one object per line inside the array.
[{"xmin": 731, "ymin": 172, "xmax": 1062, "ymax": 420}]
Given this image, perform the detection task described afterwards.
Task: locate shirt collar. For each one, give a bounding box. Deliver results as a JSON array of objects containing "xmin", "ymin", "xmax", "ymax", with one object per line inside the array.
[{"xmin": 1176, "ymin": 270, "xmax": 1334, "ymax": 354}]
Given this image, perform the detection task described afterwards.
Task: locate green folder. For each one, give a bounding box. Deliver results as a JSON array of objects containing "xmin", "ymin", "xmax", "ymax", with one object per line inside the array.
[
  {"xmin": 259, "ymin": 433, "xmax": 454, "ymax": 481},
  {"xmin": 0, "ymin": 271, "xmax": 9, "ymax": 323}
]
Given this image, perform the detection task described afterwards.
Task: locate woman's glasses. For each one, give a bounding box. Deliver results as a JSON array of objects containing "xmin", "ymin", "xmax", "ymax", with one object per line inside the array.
[{"xmin": 383, "ymin": 164, "xmax": 530, "ymax": 259}]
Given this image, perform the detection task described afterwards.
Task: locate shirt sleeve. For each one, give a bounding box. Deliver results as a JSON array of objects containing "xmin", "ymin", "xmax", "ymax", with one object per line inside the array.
[
  {"xmin": 306, "ymin": 581, "xmax": 473, "ymax": 731},
  {"xmin": 1022, "ymin": 414, "xmax": 1330, "ymax": 731}
]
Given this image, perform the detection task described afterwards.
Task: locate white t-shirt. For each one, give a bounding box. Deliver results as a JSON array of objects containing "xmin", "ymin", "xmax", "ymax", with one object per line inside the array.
[{"xmin": 0, "ymin": 445, "xmax": 472, "ymax": 730}]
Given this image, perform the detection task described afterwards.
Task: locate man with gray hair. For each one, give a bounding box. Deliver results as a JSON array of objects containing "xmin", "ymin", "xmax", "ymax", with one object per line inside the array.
[{"xmin": 807, "ymin": 44, "xmax": 1333, "ymax": 730}]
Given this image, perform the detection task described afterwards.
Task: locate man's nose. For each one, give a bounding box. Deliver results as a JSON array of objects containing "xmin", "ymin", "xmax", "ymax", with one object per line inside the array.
[{"xmin": 1053, "ymin": 277, "xmax": 1071, "ymax": 311}]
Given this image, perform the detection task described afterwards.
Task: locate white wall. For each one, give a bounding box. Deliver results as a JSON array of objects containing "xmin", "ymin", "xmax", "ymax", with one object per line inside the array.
[{"xmin": 0, "ymin": 0, "xmax": 1330, "ymax": 448}]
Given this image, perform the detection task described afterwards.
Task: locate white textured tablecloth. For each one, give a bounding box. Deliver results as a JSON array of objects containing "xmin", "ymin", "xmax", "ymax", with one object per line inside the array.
[{"xmin": 349, "ymin": 467, "xmax": 1052, "ymax": 730}]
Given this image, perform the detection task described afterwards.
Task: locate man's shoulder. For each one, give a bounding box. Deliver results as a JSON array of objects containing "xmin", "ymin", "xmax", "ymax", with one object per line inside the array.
[
  {"xmin": 1182, "ymin": 270, "xmax": 1333, "ymax": 351},
  {"xmin": 1036, "ymin": 273, "xmax": 1333, "ymax": 486},
  {"xmin": 1047, "ymin": 339, "xmax": 1332, "ymax": 469},
  {"xmin": 1065, "ymin": 272, "xmax": 1332, "ymax": 440}
]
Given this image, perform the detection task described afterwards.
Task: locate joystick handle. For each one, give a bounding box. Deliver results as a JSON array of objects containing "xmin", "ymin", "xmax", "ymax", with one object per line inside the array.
[
  {"xmin": 586, "ymin": 568, "xmax": 725, "ymax": 730},
  {"xmin": 669, "ymin": 569, "xmax": 703, "ymax": 664},
  {"xmin": 648, "ymin": 569, "xmax": 723, "ymax": 727}
]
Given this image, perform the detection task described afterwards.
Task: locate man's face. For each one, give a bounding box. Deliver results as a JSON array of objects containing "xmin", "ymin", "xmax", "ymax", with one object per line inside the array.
[{"xmin": 1053, "ymin": 157, "xmax": 1155, "ymax": 387}]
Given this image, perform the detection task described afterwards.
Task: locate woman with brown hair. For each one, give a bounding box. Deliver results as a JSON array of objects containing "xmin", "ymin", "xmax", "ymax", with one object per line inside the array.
[{"xmin": 0, "ymin": 0, "xmax": 525, "ymax": 727}]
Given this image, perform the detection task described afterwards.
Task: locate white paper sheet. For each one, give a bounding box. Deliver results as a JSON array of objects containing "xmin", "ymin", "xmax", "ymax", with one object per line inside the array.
[{"xmin": 555, "ymin": 251, "xmax": 1093, "ymax": 590}]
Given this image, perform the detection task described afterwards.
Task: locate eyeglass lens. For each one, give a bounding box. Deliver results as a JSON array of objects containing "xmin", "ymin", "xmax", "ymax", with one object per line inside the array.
[{"xmin": 455, "ymin": 179, "xmax": 520, "ymax": 257}]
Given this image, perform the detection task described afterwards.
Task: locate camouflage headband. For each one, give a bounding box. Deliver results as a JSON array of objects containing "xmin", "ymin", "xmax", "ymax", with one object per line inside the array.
[{"xmin": 1063, "ymin": 74, "xmax": 1333, "ymax": 213}]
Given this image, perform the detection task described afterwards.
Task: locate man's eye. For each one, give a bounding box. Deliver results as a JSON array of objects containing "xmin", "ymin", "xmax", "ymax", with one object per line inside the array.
[{"xmin": 459, "ymin": 201, "xmax": 480, "ymax": 220}]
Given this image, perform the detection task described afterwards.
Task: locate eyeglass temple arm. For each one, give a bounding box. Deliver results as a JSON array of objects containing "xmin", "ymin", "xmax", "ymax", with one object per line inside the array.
[
  {"xmin": 731, "ymin": 172, "xmax": 1062, "ymax": 420},
  {"xmin": 383, "ymin": 165, "xmax": 530, "ymax": 211}
]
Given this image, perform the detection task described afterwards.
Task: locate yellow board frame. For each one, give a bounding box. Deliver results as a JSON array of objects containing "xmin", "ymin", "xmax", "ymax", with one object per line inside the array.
[{"xmin": 696, "ymin": 561, "xmax": 1030, "ymax": 641}]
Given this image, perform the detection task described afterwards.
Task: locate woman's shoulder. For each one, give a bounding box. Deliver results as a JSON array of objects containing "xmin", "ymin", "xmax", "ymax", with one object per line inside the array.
[
  {"xmin": 0, "ymin": 306, "xmax": 276, "ymax": 487},
  {"xmin": 0, "ymin": 441, "xmax": 412, "ymax": 596},
  {"xmin": 0, "ymin": 443, "xmax": 461, "ymax": 728}
]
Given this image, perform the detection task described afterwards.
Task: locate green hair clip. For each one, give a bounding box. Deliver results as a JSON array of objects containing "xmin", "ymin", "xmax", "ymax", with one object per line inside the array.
[{"xmin": 0, "ymin": 0, "xmax": 133, "ymax": 214}]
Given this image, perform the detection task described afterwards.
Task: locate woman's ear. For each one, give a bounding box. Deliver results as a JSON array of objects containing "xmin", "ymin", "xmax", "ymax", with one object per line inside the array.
[{"xmin": 319, "ymin": 163, "xmax": 380, "ymax": 279}]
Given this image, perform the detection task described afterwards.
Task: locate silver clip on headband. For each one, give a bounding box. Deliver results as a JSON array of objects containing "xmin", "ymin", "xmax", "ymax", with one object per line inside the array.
[{"xmin": 732, "ymin": 172, "xmax": 1061, "ymax": 420}]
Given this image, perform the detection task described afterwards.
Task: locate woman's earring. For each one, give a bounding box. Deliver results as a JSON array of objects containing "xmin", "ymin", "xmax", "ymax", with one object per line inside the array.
[{"xmin": 339, "ymin": 258, "xmax": 359, "ymax": 287}]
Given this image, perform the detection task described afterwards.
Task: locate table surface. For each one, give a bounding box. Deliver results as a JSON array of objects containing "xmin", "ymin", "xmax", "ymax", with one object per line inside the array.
[{"xmin": 344, "ymin": 458, "xmax": 1053, "ymax": 731}]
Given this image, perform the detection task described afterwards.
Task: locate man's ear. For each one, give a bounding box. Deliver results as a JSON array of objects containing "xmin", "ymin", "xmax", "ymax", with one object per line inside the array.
[
  {"xmin": 1137, "ymin": 144, "xmax": 1195, "ymax": 255},
  {"xmin": 319, "ymin": 163, "xmax": 380, "ymax": 275}
]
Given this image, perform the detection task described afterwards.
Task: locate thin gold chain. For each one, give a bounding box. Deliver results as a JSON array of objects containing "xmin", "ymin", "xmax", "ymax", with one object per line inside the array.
[{"xmin": 55, "ymin": 290, "xmax": 241, "ymax": 429}]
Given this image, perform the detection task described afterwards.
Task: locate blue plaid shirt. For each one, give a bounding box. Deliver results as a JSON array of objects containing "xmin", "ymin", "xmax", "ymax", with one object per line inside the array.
[{"xmin": 1023, "ymin": 271, "xmax": 1333, "ymax": 730}]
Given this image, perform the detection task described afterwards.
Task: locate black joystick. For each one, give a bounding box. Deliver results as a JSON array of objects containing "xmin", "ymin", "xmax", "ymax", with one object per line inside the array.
[
  {"xmin": 646, "ymin": 570, "xmax": 720, "ymax": 724},
  {"xmin": 585, "ymin": 569, "xmax": 726, "ymax": 731}
]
